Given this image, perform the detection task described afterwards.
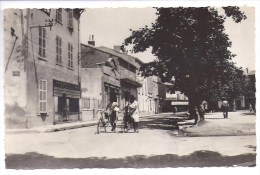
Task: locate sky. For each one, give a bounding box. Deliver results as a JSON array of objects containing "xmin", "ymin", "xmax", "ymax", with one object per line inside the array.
[{"xmin": 80, "ymin": 6, "xmax": 256, "ymax": 71}]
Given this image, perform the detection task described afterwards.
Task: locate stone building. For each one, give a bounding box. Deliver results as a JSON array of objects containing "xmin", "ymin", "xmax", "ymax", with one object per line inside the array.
[
  {"xmin": 80, "ymin": 43, "xmax": 142, "ymax": 121},
  {"xmin": 4, "ymin": 9, "xmax": 84, "ymax": 129},
  {"xmin": 135, "ymin": 59, "xmax": 160, "ymax": 115}
]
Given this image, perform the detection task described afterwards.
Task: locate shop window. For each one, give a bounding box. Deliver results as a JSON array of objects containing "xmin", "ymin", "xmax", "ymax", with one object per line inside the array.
[
  {"xmin": 56, "ymin": 36, "xmax": 62, "ymax": 65},
  {"xmin": 67, "ymin": 10, "xmax": 73, "ymax": 29},
  {"xmin": 38, "ymin": 27, "xmax": 46, "ymax": 58},
  {"xmin": 69, "ymin": 98, "xmax": 79, "ymax": 112},
  {"xmin": 39, "ymin": 80, "xmax": 47, "ymax": 113},
  {"xmin": 68, "ymin": 43, "xmax": 73, "ymax": 68},
  {"xmin": 56, "ymin": 9, "xmax": 62, "ymax": 24}
]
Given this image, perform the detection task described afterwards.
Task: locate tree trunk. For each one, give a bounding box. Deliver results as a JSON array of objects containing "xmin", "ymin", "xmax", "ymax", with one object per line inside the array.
[{"xmin": 188, "ymin": 95, "xmax": 199, "ymax": 123}]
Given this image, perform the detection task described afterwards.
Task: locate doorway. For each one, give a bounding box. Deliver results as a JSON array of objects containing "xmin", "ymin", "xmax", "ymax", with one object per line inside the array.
[{"xmin": 58, "ymin": 94, "xmax": 68, "ymax": 121}]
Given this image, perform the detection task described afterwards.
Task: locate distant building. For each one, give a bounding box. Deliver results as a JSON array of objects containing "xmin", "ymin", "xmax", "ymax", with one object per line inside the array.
[
  {"xmin": 162, "ymin": 83, "xmax": 189, "ymax": 112},
  {"xmin": 135, "ymin": 59, "xmax": 161, "ymax": 115},
  {"xmin": 4, "ymin": 9, "xmax": 84, "ymax": 129},
  {"xmin": 217, "ymin": 69, "xmax": 255, "ymax": 111},
  {"xmin": 245, "ymin": 70, "xmax": 256, "ymax": 111}
]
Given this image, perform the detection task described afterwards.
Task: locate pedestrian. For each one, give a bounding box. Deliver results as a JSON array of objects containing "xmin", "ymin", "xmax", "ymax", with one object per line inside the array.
[
  {"xmin": 129, "ymin": 95, "xmax": 139, "ymax": 133},
  {"xmin": 173, "ymin": 106, "xmax": 178, "ymax": 114},
  {"xmin": 122, "ymin": 99, "xmax": 131, "ymax": 132},
  {"xmin": 105, "ymin": 101, "xmax": 119, "ymax": 132},
  {"xmin": 221, "ymin": 100, "xmax": 229, "ymax": 119},
  {"xmin": 249, "ymin": 104, "xmax": 253, "ymax": 112}
]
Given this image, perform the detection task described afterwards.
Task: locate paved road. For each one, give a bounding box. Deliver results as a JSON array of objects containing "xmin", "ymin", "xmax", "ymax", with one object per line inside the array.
[{"xmin": 5, "ymin": 113, "xmax": 256, "ymax": 169}]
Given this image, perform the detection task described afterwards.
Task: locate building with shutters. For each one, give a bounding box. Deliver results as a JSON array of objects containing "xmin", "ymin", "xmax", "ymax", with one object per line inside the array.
[
  {"xmin": 4, "ymin": 9, "xmax": 84, "ymax": 129},
  {"xmin": 80, "ymin": 42, "xmax": 142, "ymax": 121},
  {"xmin": 135, "ymin": 58, "xmax": 161, "ymax": 115}
]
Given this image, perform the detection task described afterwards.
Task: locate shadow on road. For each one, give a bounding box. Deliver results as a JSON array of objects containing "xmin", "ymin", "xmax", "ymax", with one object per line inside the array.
[
  {"xmin": 5, "ymin": 151, "xmax": 256, "ymax": 169},
  {"xmin": 241, "ymin": 112, "xmax": 256, "ymax": 116},
  {"xmin": 138, "ymin": 114, "xmax": 194, "ymax": 131}
]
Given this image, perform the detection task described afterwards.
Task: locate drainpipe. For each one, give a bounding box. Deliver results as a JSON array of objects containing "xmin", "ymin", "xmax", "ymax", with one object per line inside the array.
[{"xmin": 78, "ymin": 17, "xmax": 81, "ymax": 121}]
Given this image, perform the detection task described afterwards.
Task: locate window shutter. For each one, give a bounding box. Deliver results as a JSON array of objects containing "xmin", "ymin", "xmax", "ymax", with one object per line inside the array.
[{"xmin": 39, "ymin": 80, "xmax": 47, "ymax": 113}]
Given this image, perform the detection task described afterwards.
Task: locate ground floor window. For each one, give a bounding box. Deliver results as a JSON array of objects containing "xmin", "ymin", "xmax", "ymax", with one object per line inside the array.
[
  {"xmin": 57, "ymin": 96, "xmax": 79, "ymax": 114},
  {"xmin": 69, "ymin": 98, "xmax": 79, "ymax": 113}
]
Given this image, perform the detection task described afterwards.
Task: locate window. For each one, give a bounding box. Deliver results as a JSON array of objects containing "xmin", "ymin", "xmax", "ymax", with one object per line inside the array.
[
  {"xmin": 39, "ymin": 80, "xmax": 47, "ymax": 113},
  {"xmin": 67, "ymin": 10, "xmax": 73, "ymax": 29},
  {"xmin": 56, "ymin": 36, "xmax": 62, "ymax": 65},
  {"xmin": 69, "ymin": 98, "xmax": 79, "ymax": 113},
  {"xmin": 56, "ymin": 9, "xmax": 62, "ymax": 24},
  {"xmin": 39, "ymin": 27, "xmax": 46, "ymax": 58},
  {"xmin": 68, "ymin": 43, "xmax": 73, "ymax": 68},
  {"xmin": 82, "ymin": 98, "xmax": 90, "ymax": 109}
]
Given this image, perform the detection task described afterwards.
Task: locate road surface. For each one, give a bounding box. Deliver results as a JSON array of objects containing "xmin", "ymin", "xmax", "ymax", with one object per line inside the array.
[{"xmin": 5, "ymin": 113, "xmax": 256, "ymax": 169}]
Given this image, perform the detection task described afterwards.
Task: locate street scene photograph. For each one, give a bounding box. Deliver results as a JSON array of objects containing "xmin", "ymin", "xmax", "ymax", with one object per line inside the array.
[{"xmin": 1, "ymin": 1, "xmax": 258, "ymax": 173}]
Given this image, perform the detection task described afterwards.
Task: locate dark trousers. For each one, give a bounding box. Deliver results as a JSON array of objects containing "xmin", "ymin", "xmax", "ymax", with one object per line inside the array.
[
  {"xmin": 223, "ymin": 111, "xmax": 228, "ymax": 118},
  {"xmin": 133, "ymin": 122, "xmax": 139, "ymax": 132},
  {"xmin": 110, "ymin": 122, "xmax": 116, "ymax": 131},
  {"xmin": 110, "ymin": 111, "xmax": 117, "ymax": 131}
]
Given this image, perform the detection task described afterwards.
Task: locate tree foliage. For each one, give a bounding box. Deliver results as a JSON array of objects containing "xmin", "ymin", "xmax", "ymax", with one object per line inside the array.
[{"xmin": 123, "ymin": 6, "xmax": 247, "ymax": 123}]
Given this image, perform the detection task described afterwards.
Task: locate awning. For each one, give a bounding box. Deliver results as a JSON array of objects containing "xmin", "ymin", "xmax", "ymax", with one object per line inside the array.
[
  {"xmin": 121, "ymin": 77, "xmax": 142, "ymax": 87},
  {"xmin": 171, "ymin": 101, "xmax": 189, "ymax": 105}
]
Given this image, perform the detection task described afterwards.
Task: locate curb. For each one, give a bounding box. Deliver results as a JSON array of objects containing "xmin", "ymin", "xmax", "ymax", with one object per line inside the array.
[
  {"xmin": 6, "ymin": 113, "xmax": 164, "ymax": 134},
  {"xmin": 6, "ymin": 121, "xmax": 98, "ymax": 134}
]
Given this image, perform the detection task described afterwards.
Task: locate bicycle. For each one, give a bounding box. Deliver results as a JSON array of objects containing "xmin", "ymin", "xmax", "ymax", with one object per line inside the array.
[{"xmin": 97, "ymin": 110, "xmax": 120, "ymax": 134}]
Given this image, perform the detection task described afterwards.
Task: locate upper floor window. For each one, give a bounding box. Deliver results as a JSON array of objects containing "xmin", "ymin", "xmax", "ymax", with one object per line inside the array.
[
  {"xmin": 39, "ymin": 80, "xmax": 47, "ymax": 113},
  {"xmin": 39, "ymin": 27, "xmax": 46, "ymax": 58},
  {"xmin": 68, "ymin": 43, "xmax": 73, "ymax": 68},
  {"xmin": 56, "ymin": 36, "xmax": 62, "ymax": 65},
  {"xmin": 40, "ymin": 9, "xmax": 51, "ymax": 16},
  {"xmin": 67, "ymin": 10, "xmax": 73, "ymax": 29},
  {"xmin": 56, "ymin": 9, "xmax": 62, "ymax": 24}
]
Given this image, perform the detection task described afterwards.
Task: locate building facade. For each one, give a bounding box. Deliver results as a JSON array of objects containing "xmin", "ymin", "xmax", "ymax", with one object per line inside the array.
[
  {"xmin": 80, "ymin": 43, "xmax": 142, "ymax": 120},
  {"xmin": 162, "ymin": 83, "xmax": 189, "ymax": 112},
  {"xmin": 135, "ymin": 59, "xmax": 160, "ymax": 115},
  {"xmin": 4, "ymin": 9, "xmax": 83, "ymax": 129}
]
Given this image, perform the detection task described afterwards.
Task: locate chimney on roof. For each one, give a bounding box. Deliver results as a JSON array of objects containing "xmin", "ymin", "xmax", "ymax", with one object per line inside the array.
[{"xmin": 88, "ymin": 35, "xmax": 95, "ymax": 46}]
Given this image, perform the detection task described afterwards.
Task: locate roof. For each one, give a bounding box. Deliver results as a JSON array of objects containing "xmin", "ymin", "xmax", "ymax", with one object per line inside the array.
[
  {"xmin": 98, "ymin": 46, "xmax": 137, "ymax": 68},
  {"xmin": 81, "ymin": 44, "xmax": 110, "ymax": 68},
  {"xmin": 80, "ymin": 44, "xmax": 138, "ymax": 68}
]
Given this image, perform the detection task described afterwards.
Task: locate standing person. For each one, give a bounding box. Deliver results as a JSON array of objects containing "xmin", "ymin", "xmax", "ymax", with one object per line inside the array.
[
  {"xmin": 129, "ymin": 95, "xmax": 139, "ymax": 133},
  {"xmin": 221, "ymin": 100, "xmax": 229, "ymax": 119},
  {"xmin": 123, "ymin": 99, "xmax": 131, "ymax": 132},
  {"xmin": 105, "ymin": 101, "xmax": 119, "ymax": 132},
  {"xmin": 173, "ymin": 106, "xmax": 178, "ymax": 114},
  {"xmin": 249, "ymin": 104, "xmax": 253, "ymax": 112}
]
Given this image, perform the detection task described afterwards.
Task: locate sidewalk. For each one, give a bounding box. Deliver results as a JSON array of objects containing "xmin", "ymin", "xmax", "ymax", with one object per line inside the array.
[
  {"xmin": 179, "ymin": 110, "xmax": 256, "ymax": 137},
  {"xmin": 5, "ymin": 113, "xmax": 162, "ymax": 134}
]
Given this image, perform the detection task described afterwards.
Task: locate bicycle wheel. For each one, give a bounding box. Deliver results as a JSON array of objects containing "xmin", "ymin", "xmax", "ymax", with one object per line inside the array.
[{"xmin": 121, "ymin": 118, "xmax": 125, "ymax": 133}]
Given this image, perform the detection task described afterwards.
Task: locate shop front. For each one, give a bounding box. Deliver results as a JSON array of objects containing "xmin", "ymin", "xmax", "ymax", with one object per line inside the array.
[{"xmin": 53, "ymin": 79, "xmax": 81, "ymax": 123}]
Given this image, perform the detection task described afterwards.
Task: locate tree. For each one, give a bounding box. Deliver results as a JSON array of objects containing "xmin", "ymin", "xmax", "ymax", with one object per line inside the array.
[{"xmin": 123, "ymin": 7, "xmax": 246, "ymax": 124}]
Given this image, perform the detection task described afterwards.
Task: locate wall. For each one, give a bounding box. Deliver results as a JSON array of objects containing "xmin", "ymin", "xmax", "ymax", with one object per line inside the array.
[
  {"xmin": 25, "ymin": 9, "xmax": 81, "ymax": 128},
  {"xmin": 81, "ymin": 68, "xmax": 102, "ymax": 121},
  {"xmin": 81, "ymin": 68, "xmax": 102, "ymax": 99},
  {"xmin": 4, "ymin": 9, "xmax": 27, "ymax": 129}
]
